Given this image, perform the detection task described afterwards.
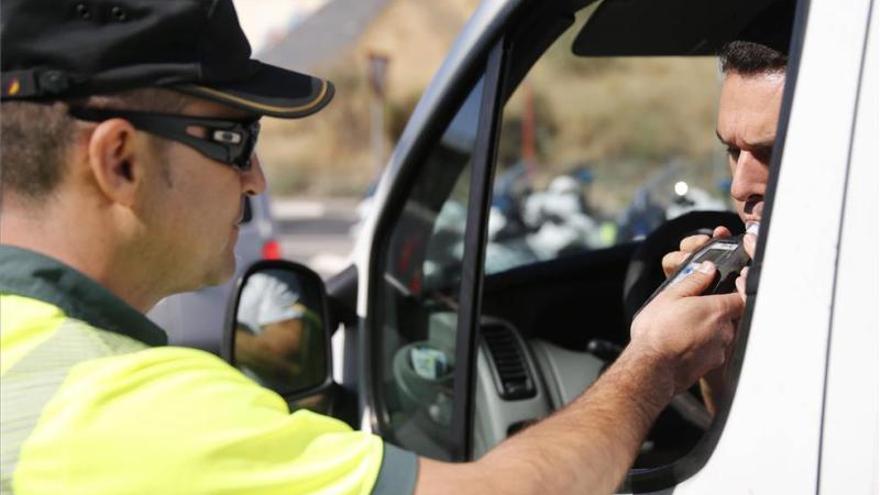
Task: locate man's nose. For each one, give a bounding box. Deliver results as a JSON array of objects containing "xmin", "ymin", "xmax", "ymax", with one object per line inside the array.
[
  {"xmin": 730, "ymin": 152, "xmax": 768, "ymax": 202},
  {"xmin": 241, "ymin": 154, "xmax": 267, "ymax": 196}
]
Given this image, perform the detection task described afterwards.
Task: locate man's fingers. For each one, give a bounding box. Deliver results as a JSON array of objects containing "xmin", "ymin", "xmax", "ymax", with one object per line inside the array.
[
  {"xmin": 735, "ymin": 274, "xmax": 746, "ymax": 302},
  {"xmin": 659, "ymin": 261, "xmax": 717, "ymax": 299},
  {"xmin": 662, "ymin": 251, "xmax": 689, "ymax": 277},
  {"xmin": 720, "ymin": 320, "xmax": 737, "ymax": 348},
  {"xmin": 712, "ymin": 226, "xmax": 733, "ymax": 239},
  {"xmin": 665, "ymin": 228, "xmax": 731, "ymax": 278},
  {"xmin": 743, "ymin": 233, "xmax": 757, "ymax": 259},
  {"xmin": 680, "ymin": 234, "xmax": 711, "ymax": 253},
  {"xmin": 706, "ymin": 291, "xmax": 746, "ymax": 318},
  {"xmin": 735, "ymin": 266, "xmax": 749, "ymax": 302}
]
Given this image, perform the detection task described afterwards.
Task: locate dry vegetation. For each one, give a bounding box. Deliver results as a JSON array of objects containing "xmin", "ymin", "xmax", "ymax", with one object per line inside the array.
[{"xmin": 499, "ymin": 14, "xmax": 725, "ymax": 211}]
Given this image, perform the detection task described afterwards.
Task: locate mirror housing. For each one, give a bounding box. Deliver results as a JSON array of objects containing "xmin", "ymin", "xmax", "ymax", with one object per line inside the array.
[{"xmin": 223, "ymin": 260, "xmax": 333, "ymax": 401}]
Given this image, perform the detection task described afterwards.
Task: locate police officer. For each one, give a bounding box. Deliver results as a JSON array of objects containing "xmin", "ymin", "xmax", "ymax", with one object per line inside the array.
[{"xmin": 0, "ymin": 1, "xmax": 742, "ymax": 493}]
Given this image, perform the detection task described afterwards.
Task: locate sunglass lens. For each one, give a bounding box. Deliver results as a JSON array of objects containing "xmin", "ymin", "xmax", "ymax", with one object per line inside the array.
[{"xmin": 236, "ymin": 122, "xmax": 260, "ymax": 171}]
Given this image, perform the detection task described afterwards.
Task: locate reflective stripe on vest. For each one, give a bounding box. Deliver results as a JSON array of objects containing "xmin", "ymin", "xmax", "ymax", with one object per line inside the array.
[{"xmin": 1, "ymin": 295, "xmax": 149, "ymax": 493}]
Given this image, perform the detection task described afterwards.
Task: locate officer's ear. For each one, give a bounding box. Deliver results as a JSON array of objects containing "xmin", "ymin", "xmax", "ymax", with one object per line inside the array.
[{"xmin": 86, "ymin": 118, "xmax": 144, "ymax": 207}]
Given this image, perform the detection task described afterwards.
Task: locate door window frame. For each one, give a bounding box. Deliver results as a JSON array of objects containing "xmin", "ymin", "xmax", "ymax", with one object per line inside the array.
[
  {"xmin": 363, "ymin": 42, "xmax": 507, "ymax": 460},
  {"xmin": 448, "ymin": 40, "xmax": 509, "ymax": 460}
]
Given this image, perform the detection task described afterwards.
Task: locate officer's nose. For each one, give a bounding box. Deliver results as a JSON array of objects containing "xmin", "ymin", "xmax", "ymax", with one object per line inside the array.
[
  {"xmin": 242, "ymin": 153, "xmax": 267, "ymax": 196},
  {"xmin": 730, "ymin": 151, "xmax": 768, "ymax": 203}
]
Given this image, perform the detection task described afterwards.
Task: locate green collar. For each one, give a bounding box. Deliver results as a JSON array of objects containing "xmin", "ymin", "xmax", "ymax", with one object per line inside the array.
[{"xmin": 0, "ymin": 245, "xmax": 167, "ymax": 346}]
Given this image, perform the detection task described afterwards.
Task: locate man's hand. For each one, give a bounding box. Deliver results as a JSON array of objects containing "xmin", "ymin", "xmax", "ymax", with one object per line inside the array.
[
  {"xmin": 630, "ymin": 261, "xmax": 745, "ymax": 395},
  {"xmin": 660, "ymin": 226, "xmax": 733, "ymax": 277},
  {"xmin": 661, "ymin": 224, "xmax": 758, "ymax": 302},
  {"xmin": 659, "ymin": 231, "xmax": 756, "ymax": 414},
  {"xmin": 734, "ymin": 229, "xmax": 758, "ymax": 300},
  {"xmin": 416, "ymin": 262, "xmax": 746, "ymax": 495}
]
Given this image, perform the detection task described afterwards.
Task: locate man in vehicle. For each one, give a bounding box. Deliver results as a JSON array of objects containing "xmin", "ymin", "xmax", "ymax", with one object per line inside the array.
[
  {"xmin": 0, "ymin": 1, "xmax": 742, "ymax": 493},
  {"xmin": 662, "ymin": 38, "xmax": 788, "ymax": 415}
]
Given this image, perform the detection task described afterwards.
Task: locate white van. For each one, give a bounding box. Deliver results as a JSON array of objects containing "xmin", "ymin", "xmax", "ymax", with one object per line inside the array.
[{"xmin": 227, "ymin": 0, "xmax": 878, "ymax": 492}]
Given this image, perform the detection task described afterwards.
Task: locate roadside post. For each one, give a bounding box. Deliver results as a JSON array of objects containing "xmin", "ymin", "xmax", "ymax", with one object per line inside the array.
[{"xmin": 367, "ymin": 52, "xmax": 390, "ymax": 175}]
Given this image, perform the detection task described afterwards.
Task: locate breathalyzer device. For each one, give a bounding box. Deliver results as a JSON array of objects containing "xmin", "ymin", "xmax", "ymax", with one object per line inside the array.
[{"xmin": 640, "ymin": 235, "xmax": 751, "ymax": 311}]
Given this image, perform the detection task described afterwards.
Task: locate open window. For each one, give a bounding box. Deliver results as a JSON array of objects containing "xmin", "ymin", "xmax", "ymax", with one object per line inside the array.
[
  {"xmin": 475, "ymin": 9, "xmax": 733, "ymax": 475},
  {"xmin": 472, "ymin": 0, "xmax": 802, "ymax": 490}
]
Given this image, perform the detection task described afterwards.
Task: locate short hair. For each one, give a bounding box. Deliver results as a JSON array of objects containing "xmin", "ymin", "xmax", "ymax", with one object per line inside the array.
[
  {"xmin": 1, "ymin": 88, "xmax": 190, "ymax": 201},
  {"xmin": 719, "ymin": 40, "xmax": 788, "ymax": 75}
]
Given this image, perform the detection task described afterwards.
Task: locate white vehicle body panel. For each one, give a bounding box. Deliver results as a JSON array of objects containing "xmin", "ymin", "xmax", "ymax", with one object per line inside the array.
[
  {"xmin": 674, "ymin": 0, "xmax": 876, "ymax": 492},
  {"xmin": 818, "ymin": 5, "xmax": 878, "ymax": 492}
]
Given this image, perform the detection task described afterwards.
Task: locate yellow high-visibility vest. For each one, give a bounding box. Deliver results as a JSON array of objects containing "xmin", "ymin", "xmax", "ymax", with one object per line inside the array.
[{"xmin": 0, "ymin": 246, "xmax": 416, "ymax": 495}]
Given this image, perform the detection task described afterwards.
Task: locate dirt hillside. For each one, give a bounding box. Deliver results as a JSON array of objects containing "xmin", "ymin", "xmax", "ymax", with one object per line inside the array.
[{"xmin": 258, "ymin": 0, "xmax": 480, "ymax": 195}]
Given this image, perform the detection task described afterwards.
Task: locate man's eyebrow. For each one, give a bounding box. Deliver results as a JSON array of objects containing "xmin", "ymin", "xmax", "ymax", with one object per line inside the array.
[
  {"xmin": 743, "ymin": 138, "xmax": 776, "ymax": 149},
  {"xmin": 715, "ymin": 130, "xmax": 775, "ymax": 149}
]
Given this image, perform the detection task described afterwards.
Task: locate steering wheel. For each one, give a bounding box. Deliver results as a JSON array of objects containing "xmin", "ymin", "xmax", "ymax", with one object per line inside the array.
[{"xmin": 621, "ymin": 210, "xmax": 744, "ymax": 430}]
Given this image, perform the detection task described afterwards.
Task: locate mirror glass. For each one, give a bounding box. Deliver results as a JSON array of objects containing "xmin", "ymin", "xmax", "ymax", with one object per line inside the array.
[{"xmin": 233, "ymin": 267, "xmax": 329, "ymax": 395}]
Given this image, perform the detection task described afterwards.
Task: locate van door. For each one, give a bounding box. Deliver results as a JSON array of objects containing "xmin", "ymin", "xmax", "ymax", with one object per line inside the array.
[{"xmin": 817, "ymin": 4, "xmax": 878, "ymax": 492}]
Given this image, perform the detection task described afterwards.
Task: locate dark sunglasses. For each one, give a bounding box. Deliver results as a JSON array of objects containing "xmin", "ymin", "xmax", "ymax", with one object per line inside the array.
[{"xmin": 68, "ymin": 107, "xmax": 260, "ymax": 171}]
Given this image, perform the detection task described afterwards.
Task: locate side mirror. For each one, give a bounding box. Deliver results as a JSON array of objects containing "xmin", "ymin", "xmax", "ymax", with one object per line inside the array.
[{"xmin": 223, "ymin": 260, "xmax": 333, "ymax": 400}]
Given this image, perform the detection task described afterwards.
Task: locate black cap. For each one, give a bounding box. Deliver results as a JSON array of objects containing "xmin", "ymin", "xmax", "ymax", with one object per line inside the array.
[{"xmin": 0, "ymin": 0, "xmax": 334, "ymax": 118}]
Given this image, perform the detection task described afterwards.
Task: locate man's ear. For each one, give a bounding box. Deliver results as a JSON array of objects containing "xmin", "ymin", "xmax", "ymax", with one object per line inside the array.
[{"xmin": 86, "ymin": 118, "xmax": 143, "ymax": 207}]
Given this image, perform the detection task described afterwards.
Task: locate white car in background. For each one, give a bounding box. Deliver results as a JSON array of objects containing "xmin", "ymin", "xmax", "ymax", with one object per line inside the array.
[{"xmin": 148, "ymin": 193, "xmax": 281, "ymax": 354}]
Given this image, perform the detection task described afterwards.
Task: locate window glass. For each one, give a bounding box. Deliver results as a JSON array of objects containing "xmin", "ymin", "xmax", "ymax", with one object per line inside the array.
[
  {"xmin": 375, "ymin": 79, "xmax": 484, "ymax": 460},
  {"xmin": 471, "ymin": 13, "xmax": 739, "ymax": 470},
  {"xmin": 486, "ymin": 22, "xmax": 731, "ymax": 275}
]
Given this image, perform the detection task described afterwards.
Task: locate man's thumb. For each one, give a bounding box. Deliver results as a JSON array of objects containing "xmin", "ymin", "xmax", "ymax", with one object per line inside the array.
[{"xmin": 662, "ymin": 261, "xmax": 717, "ymax": 299}]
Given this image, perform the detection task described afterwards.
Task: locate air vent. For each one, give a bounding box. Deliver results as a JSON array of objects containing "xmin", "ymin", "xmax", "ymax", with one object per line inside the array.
[{"xmin": 481, "ymin": 324, "xmax": 536, "ymax": 400}]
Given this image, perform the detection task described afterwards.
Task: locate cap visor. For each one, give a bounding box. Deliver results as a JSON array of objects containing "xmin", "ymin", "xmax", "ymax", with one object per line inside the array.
[{"xmin": 174, "ymin": 61, "xmax": 333, "ymax": 118}]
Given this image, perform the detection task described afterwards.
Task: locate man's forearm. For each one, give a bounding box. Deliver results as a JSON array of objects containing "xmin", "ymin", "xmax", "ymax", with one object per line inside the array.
[
  {"xmin": 417, "ymin": 266, "xmax": 743, "ymax": 495},
  {"xmin": 470, "ymin": 347, "xmax": 673, "ymax": 495}
]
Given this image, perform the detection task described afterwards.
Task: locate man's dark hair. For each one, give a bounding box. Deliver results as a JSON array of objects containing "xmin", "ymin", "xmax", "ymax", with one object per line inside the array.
[
  {"xmin": 720, "ymin": 0, "xmax": 793, "ymax": 75},
  {"xmin": 1, "ymin": 89, "xmax": 189, "ymax": 201},
  {"xmin": 719, "ymin": 40, "xmax": 788, "ymax": 75}
]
